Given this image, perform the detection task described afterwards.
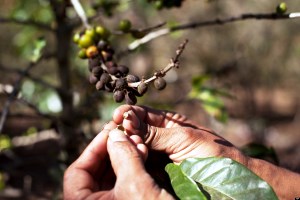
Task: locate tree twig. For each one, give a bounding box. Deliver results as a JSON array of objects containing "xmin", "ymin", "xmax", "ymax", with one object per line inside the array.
[
  {"xmin": 170, "ymin": 13, "xmax": 299, "ymax": 32},
  {"xmin": 121, "ymin": 12, "xmax": 300, "ymax": 55},
  {"xmin": 0, "ymin": 65, "xmax": 58, "ymax": 91},
  {"xmin": 0, "ymin": 17, "xmax": 53, "ymax": 31},
  {"xmin": 128, "ymin": 39, "xmax": 188, "ymax": 88},
  {"xmin": 17, "ymin": 98, "xmax": 57, "ymax": 121},
  {"xmin": 0, "ymin": 56, "xmax": 46, "ymax": 134}
]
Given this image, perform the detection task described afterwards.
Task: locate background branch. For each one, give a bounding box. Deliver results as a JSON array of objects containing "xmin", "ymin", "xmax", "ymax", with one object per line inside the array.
[
  {"xmin": 0, "ymin": 17, "xmax": 53, "ymax": 31},
  {"xmin": 120, "ymin": 12, "xmax": 300, "ymax": 56},
  {"xmin": 0, "ymin": 57, "xmax": 45, "ymax": 134}
]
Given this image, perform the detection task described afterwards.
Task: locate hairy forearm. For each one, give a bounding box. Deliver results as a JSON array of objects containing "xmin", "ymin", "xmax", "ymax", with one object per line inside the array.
[{"xmin": 247, "ymin": 157, "xmax": 300, "ymax": 200}]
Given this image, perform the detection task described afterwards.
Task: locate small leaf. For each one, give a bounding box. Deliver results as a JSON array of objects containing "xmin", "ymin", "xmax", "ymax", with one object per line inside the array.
[
  {"xmin": 0, "ymin": 172, "xmax": 5, "ymax": 190},
  {"xmin": 0, "ymin": 135, "xmax": 12, "ymax": 151},
  {"xmin": 191, "ymin": 75, "xmax": 211, "ymax": 89},
  {"xmin": 180, "ymin": 157, "xmax": 278, "ymax": 200},
  {"xmin": 241, "ymin": 143, "xmax": 279, "ymax": 164},
  {"xmin": 30, "ymin": 37, "xmax": 46, "ymax": 62},
  {"xmin": 189, "ymin": 88, "xmax": 228, "ymax": 122},
  {"xmin": 165, "ymin": 163, "xmax": 208, "ymax": 200}
]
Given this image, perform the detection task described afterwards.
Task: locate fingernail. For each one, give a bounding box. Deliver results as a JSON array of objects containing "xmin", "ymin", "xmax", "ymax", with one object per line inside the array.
[
  {"xmin": 123, "ymin": 111, "xmax": 130, "ymax": 119},
  {"xmin": 109, "ymin": 129, "xmax": 128, "ymax": 142},
  {"xmin": 124, "ymin": 110, "xmax": 140, "ymax": 129}
]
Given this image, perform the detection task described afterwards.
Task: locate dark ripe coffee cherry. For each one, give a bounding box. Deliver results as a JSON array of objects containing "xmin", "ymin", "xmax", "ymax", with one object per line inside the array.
[
  {"xmin": 154, "ymin": 77, "xmax": 167, "ymax": 90},
  {"xmin": 78, "ymin": 49, "xmax": 87, "ymax": 59},
  {"xmin": 113, "ymin": 90, "xmax": 125, "ymax": 103},
  {"xmin": 88, "ymin": 57, "xmax": 101, "ymax": 72},
  {"xmin": 86, "ymin": 45, "xmax": 99, "ymax": 58},
  {"xmin": 125, "ymin": 91, "xmax": 137, "ymax": 105},
  {"xmin": 106, "ymin": 61, "xmax": 117, "ymax": 68},
  {"xmin": 89, "ymin": 74, "xmax": 99, "ymax": 85},
  {"xmin": 119, "ymin": 19, "xmax": 132, "ymax": 33},
  {"xmin": 105, "ymin": 46, "xmax": 115, "ymax": 55},
  {"xmin": 92, "ymin": 66, "xmax": 103, "ymax": 77},
  {"xmin": 101, "ymin": 51, "xmax": 113, "ymax": 61},
  {"xmin": 105, "ymin": 83, "xmax": 114, "ymax": 92},
  {"xmin": 96, "ymin": 80, "xmax": 104, "ymax": 90},
  {"xmin": 100, "ymin": 72, "xmax": 111, "ymax": 84},
  {"xmin": 126, "ymin": 74, "xmax": 140, "ymax": 83},
  {"xmin": 107, "ymin": 66, "xmax": 118, "ymax": 75},
  {"xmin": 173, "ymin": 0, "xmax": 182, "ymax": 7},
  {"xmin": 117, "ymin": 65, "xmax": 129, "ymax": 75},
  {"xmin": 115, "ymin": 78, "xmax": 127, "ymax": 89},
  {"xmin": 137, "ymin": 82, "xmax": 148, "ymax": 95},
  {"xmin": 78, "ymin": 34, "xmax": 94, "ymax": 48},
  {"xmin": 97, "ymin": 40, "xmax": 108, "ymax": 50}
]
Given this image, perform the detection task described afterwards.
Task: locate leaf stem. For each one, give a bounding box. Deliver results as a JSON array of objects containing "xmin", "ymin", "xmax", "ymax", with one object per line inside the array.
[{"xmin": 70, "ymin": 0, "xmax": 91, "ymax": 29}]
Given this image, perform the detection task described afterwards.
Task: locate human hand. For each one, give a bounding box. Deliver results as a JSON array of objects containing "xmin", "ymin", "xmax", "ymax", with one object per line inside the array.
[
  {"xmin": 63, "ymin": 122, "xmax": 174, "ymax": 200},
  {"xmin": 111, "ymin": 105, "xmax": 300, "ymax": 200},
  {"xmin": 113, "ymin": 105, "xmax": 249, "ymax": 165}
]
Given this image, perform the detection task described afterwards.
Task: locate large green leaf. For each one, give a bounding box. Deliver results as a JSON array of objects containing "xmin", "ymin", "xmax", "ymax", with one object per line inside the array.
[
  {"xmin": 165, "ymin": 163, "xmax": 208, "ymax": 200},
  {"xmin": 180, "ymin": 157, "xmax": 278, "ymax": 200}
]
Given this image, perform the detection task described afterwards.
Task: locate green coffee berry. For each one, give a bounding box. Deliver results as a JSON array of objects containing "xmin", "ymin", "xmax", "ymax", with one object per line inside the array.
[
  {"xmin": 276, "ymin": 2, "xmax": 287, "ymax": 14},
  {"xmin": 119, "ymin": 19, "xmax": 132, "ymax": 33},
  {"xmin": 79, "ymin": 34, "xmax": 94, "ymax": 48},
  {"xmin": 73, "ymin": 32, "xmax": 81, "ymax": 44},
  {"xmin": 78, "ymin": 49, "xmax": 87, "ymax": 59},
  {"xmin": 95, "ymin": 26, "xmax": 111, "ymax": 40},
  {"xmin": 85, "ymin": 28, "xmax": 98, "ymax": 41}
]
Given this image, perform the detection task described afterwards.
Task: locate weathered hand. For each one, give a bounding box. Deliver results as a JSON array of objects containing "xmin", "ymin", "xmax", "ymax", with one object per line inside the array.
[
  {"xmin": 63, "ymin": 122, "xmax": 174, "ymax": 200},
  {"xmin": 113, "ymin": 105, "xmax": 248, "ymax": 165}
]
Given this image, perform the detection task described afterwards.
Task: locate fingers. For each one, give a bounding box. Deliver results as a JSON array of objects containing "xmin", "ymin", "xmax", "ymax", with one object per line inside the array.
[
  {"xmin": 113, "ymin": 105, "xmax": 200, "ymax": 131},
  {"xmin": 64, "ymin": 121, "xmax": 117, "ymax": 199},
  {"xmin": 73, "ymin": 121, "xmax": 116, "ymax": 173},
  {"xmin": 107, "ymin": 129, "xmax": 174, "ymax": 200},
  {"xmin": 113, "ymin": 105, "xmax": 167, "ymax": 127},
  {"xmin": 129, "ymin": 135, "xmax": 148, "ymax": 161},
  {"xmin": 107, "ymin": 129, "xmax": 148, "ymax": 179}
]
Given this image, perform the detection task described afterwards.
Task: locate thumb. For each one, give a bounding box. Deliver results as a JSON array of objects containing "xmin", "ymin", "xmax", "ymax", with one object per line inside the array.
[
  {"xmin": 107, "ymin": 129, "xmax": 146, "ymax": 179},
  {"xmin": 107, "ymin": 129, "xmax": 174, "ymax": 200}
]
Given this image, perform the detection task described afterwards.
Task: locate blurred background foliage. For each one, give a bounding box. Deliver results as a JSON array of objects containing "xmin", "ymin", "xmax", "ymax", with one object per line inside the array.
[{"xmin": 0, "ymin": 0, "xmax": 300, "ymax": 199}]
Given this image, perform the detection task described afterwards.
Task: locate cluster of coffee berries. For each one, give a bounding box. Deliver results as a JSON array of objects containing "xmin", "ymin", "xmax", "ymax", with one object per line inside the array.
[
  {"xmin": 147, "ymin": 0, "xmax": 185, "ymax": 9},
  {"xmin": 73, "ymin": 25, "xmax": 168, "ymax": 104}
]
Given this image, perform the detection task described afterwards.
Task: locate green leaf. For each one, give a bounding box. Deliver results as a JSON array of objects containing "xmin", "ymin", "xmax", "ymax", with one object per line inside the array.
[
  {"xmin": 0, "ymin": 172, "xmax": 5, "ymax": 190},
  {"xmin": 180, "ymin": 157, "xmax": 278, "ymax": 200},
  {"xmin": 0, "ymin": 135, "xmax": 12, "ymax": 151},
  {"xmin": 165, "ymin": 163, "xmax": 208, "ymax": 200},
  {"xmin": 189, "ymin": 88, "xmax": 228, "ymax": 122},
  {"xmin": 241, "ymin": 143, "xmax": 279, "ymax": 164},
  {"xmin": 191, "ymin": 75, "xmax": 211, "ymax": 89},
  {"xmin": 30, "ymin": 37, "xmax": 46, "ymax": 62}
]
